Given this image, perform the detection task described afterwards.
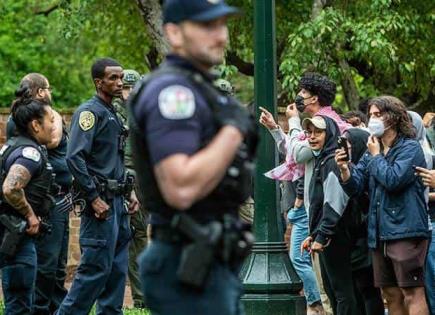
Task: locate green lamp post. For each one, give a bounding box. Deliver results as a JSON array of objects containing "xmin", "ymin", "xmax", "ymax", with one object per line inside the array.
[{"xmin": 240, "ymin": 1, "xmax": 305, "ymax": 314}]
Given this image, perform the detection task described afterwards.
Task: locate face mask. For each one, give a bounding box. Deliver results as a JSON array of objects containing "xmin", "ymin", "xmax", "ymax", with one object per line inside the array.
[
  {"xmin": 368, "ymin": 118, "xmax": 385, "ymax": 137},
  {"xmin": 312, "ymin": 149, "xmax": 322, "ymax": 157},
  {"xmin": 295, "ymin": 95, "xmax": 313, "ymax": 112}
]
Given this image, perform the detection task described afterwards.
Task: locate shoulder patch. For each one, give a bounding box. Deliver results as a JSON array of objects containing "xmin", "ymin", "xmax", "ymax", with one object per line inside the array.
[
  {"xmin": 79, "ymin": 111, "xmax": 95, "ymax": 131},
  {"xmin": 22, "ymin": 147, "xmax": 41, "ymax": 162},
  {"xmin": 158, "ymin": 85, "xmax": 195, "ymax": 120}
]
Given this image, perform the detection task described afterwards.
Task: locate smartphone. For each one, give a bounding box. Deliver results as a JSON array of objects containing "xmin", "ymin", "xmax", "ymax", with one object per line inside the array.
[{"xmin": 337, "ymin": 136, "xmax": 350, "ymax": 161}]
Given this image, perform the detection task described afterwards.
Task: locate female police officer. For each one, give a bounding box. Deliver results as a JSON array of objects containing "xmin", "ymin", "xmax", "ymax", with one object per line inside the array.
[{"xmin": 0, "ymin": 98, "xmax": 55, "ymax": 314}]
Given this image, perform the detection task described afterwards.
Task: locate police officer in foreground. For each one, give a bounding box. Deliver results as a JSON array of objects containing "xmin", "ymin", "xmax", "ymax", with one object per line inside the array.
[
  {"xmin": 6, "ymin": 73, "xmax": 73, "ymax": 315},
  {"xmin": 113, "ymin": 69, "xmax": 149, "ymax": 308},
  {"xmin": 128, "ymin": 1, "xmax": 257, "ymax": 314},
  {"xmin": 0, "ymin": 98, "xmax": 55, "ymax": 314},
  {"xmin": 56, "ymin": 58, "xmax": 139, "ymax": 315}
]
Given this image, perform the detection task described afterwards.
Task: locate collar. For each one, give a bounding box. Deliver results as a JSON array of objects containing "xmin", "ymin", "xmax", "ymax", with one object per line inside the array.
[
  {"xmin": 164, "ymin": 54, "xmax": 217, "ymax": 82},
  {"xmin": 93, "ymin": 95, "xmax": 116, "ymax": 113}
]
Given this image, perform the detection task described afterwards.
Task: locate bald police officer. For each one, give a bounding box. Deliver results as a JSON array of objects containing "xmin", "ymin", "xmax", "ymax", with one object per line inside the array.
[
  {"xmin": 128, "ymin": 1, "xmax": 257, "ymax": 314},
  {"xmin": 113, "ymin": 69, "xmax": 149, "ymax": 308}
]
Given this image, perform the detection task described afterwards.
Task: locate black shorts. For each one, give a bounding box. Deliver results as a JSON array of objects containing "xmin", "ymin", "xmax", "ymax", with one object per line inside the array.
[{"xmin": 372, "ymin": 238, "xmax": 428, "ymax": 288}]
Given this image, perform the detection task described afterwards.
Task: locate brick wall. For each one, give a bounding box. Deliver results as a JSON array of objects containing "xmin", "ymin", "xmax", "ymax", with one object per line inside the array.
[{"xmin": 0, "ymin": 106, "xmax": 289, "ymax": 273}]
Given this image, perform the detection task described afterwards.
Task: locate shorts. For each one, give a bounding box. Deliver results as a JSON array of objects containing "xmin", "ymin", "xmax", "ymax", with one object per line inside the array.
[{"xmin": 372, "ymin": 238, "xmax": 429, "ymax": 288}]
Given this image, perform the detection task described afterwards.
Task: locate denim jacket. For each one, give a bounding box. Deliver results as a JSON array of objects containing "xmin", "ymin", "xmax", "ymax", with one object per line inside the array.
[{"xmin": 341, "ymin": 136, "xmax": 430, "ymax": 248}]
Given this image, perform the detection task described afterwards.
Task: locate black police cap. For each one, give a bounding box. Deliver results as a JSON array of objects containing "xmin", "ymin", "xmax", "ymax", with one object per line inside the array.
[{"xmin": 163, "ymin": 0, "xmax": 239, "ymax": 24}]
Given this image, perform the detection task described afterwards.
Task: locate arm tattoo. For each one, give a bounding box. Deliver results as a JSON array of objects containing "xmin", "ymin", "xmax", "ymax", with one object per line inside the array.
[{"xmin": 2, "ymin": 164, "xmax": 33, "ymax": 217}]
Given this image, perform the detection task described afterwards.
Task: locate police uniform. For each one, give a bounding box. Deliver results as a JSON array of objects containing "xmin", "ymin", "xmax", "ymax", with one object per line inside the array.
[
  {"xmin": 113, "ymin": 69, "xmax": 149, "ymax": 309},
  {"xmin": 7, "ymin": 117, "xmax": 73, "ymax": 315},
  {"xmin": 56, "ymin": 95, "xmax": 130, "ymax": 315},
  {"xmin": 0, "ymin": 136, "xmax": 54, "ymax": 315},
  {"xmin": 130, "ymin": 51, "xmax": 255, "ymax": 315}
]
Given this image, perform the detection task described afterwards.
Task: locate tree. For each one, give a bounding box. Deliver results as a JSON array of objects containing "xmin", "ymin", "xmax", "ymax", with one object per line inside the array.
[{"xmin": 0, "ymin": 0, "xmax": 433, "ymax": 112}]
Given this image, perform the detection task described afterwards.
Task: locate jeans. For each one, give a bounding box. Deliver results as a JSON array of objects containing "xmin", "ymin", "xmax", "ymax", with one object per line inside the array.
[
  {"xmin": 426, "ymin": 227, "xmax": 435, "ymax": 315},
  {"xmin": 1, "ymin": 237, "xmax": 37, "ymax": 315},
  {"xmin": 34, "ymin": 194, "xmax": 70, "ymax": 315},
  {"xmin": 55, "ymin": 196, "xmax": 131, "ymax": 315},
  {"xmin": 139, "ymin": 240, "xmax": 244, "ymax": 315},
  {"xmin": 287, "ymin": 206, "xmax": 321, "ymax": 305}
]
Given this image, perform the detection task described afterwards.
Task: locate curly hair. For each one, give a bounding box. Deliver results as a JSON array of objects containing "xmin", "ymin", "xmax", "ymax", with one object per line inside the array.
[
  {"xmin": 298, "ymin": 72, "xmax": 337, "ymax": 107},
  {"xmin": 368, "ymin": 96, "xmax": 415, "ymax": 138}
]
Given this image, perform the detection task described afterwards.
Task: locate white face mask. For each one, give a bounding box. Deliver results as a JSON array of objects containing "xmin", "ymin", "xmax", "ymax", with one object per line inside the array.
[
  {"xmin": 368, "ymin": 118, "xmax": 386, "ymax": 137},
  {"xmin": 312, "ymin": 149, "xmax": 322, "ymax": 157}
]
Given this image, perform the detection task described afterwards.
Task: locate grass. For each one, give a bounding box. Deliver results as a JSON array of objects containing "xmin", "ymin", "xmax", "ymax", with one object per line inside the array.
[{"xmin": 0, "ymin": 302, "xmax": 150, "ymax": 315}]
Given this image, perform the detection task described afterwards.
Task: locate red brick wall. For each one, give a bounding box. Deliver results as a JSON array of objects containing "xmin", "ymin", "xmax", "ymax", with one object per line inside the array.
[{"xmin": 0, "ymin": 107, "xmax": 289, "ymax": 272}]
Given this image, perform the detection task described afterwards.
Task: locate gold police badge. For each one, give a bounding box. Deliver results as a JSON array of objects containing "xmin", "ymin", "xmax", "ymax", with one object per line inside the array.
[{"xmin": 79, "ymin": 111, "xmax": 95, "ymax": 131}]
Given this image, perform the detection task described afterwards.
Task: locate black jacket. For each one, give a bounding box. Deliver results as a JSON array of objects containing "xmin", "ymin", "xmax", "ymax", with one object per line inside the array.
[{"xmin": 308, "ymin": 116, "xmax": 350, "ymax": 245}]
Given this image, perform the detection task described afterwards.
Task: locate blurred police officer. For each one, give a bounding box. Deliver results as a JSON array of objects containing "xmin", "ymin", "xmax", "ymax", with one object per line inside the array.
[
  {"xmin": 56, "ymin": 58, "xmax": 139, "ymax": 315},
  {"xmin": 113, "ymin": 69, "xmax": 149, "ymax": 308},
  {"xmin": 6, "ymin": 73, "xmax": 73, "ymax": 315},
  {"xmin": 0, "ymin": 97, "xmax": 55, "ymax": 314},
  {"xmin": 128, "ymin": 1, "xmax": 257, "ymax": 314}
]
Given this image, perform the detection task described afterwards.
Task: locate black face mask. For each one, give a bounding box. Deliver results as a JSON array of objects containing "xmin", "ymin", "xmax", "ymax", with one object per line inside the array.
[{"xmin": 295, "ymin": 95, "xmax": 313, "ymax": 112}]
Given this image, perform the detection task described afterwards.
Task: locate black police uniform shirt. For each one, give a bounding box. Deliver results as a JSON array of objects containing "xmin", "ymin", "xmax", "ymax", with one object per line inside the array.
[
  {"xmin": 6, "ymin": 117, "xmax": 72, "ymax": 190},
  {"xmin": 134, "ymin": 54, "xmax": 237, "ymax": 225},
  {"xmin": 3, "ymin": 146, "xmax": 42, "ymax": 180},
  {"xmin": 67, "ymin": 95, "xmax": 125, "ymax": 202}
]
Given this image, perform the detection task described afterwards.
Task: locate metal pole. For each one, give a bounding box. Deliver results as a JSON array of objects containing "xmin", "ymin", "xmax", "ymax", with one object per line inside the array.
[{"xmin": 240, "ymin": 1, "xmax": 305, "ymax": 314}]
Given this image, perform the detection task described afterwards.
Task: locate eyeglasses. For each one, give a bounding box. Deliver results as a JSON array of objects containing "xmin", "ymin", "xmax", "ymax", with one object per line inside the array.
[
  {"xmin": 42, "ymin": 87, "xmax": 53, "ymax": 92},
  {"xmin": 304, "ymin": 129, "xmax": 324, "ymax": 137}
]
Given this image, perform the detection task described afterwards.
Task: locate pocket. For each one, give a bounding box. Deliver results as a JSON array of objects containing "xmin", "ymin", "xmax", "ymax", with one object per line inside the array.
[
  {"xmin": 79, "ymin": 238, "xmax": 108, "ymax": 271},
  {"xmin": 383, "ymin": 206, "xmax": 406, "ymax": 227}
]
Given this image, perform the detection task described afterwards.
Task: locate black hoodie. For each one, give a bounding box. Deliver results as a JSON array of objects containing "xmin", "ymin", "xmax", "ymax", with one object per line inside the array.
[{"xmin": 308, "ymin": 116, "xmax": 350, "ymax": 245}]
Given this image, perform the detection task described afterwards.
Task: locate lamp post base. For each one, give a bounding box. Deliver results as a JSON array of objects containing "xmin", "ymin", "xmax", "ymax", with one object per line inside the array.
[{"xmin": 240, "ymin": 242, "xmax": 306, "ymax": 315}]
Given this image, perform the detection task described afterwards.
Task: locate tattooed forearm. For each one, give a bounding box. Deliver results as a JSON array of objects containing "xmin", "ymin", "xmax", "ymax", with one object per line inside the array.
[{"xmin": 2, "ymin": 164, "xmax": 33, "ymax": 217}]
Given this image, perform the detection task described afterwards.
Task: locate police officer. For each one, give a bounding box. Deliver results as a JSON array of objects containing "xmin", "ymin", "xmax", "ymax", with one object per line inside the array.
[
  {"xmin": 6, "ymin": 73, "xmax": 73, "ymax": 315},
  {"xmin": 0, "ymin": 98, "xmax": 56, "ymax": 314},
  {"xmin": 56, "ymin": 58, "xmax": 138, "ymax": 315},
  {"xmin": 129, "ymin": 1, "xmax": 257, "ymax": 314},
  {"xmin": 113, "ymin": 69, "xmax": 149, "ymax": 308}
]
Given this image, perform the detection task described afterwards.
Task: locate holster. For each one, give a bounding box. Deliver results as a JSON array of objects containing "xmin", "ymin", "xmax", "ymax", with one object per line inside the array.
[{"xmin": 169, "ymin": 213, "xmax": 254, "ymax": 290}]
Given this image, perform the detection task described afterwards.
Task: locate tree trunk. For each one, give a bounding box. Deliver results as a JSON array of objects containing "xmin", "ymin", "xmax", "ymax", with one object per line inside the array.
[
  {"xmin": 135, "ymin": 0, "xmax": 169, "ymax": 67},
  {"xmin": 339, "ymin": 59, "xmax": 360, "ymax": 110}
]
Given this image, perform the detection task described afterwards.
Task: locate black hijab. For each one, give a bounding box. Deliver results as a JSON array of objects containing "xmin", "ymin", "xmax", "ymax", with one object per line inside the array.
[
  {"xmin": 344, "ymin": 128, "xmax": 369, "ymax": 164},
  {"xmin": 317, "ymin": 115, "xmax": 340, "ymax": 159}
]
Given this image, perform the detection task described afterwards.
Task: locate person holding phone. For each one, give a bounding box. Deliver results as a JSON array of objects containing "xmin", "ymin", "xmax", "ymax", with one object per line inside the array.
[
  {"xmin": 341, "ymin": 128, "xmax": 385, "ymax": 315},
  {"xmin": 336, "ymin": 96, "xmax": 430, "ymax": 315},
  {"xmin": 300, "ymin": 115, "xmax": 359, "ymax": 315}
]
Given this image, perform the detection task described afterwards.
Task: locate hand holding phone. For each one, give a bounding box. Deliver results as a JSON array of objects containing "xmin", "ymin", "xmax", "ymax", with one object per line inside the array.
[{"xmin": 337, "ymin": 136, "xmax": 350, "ymax": 161}]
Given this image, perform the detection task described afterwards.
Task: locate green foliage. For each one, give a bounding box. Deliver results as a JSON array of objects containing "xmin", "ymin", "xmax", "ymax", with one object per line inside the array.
[
  {"xmin": 0, "ymin": 0, "xmax": 433, "ymax": 111},
  {"xmin": 226, "ymin": 0, "xmax": 435, "ymax": 111},
  {"xmin": 0, "ymin": 0, "xmax": 150, "ymax": 108}
]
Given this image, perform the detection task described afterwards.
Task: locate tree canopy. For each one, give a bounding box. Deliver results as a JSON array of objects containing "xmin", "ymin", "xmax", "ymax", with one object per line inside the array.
[{"xmin": 0, "ymin": 0, "xmax": 433, "ymax": 112}]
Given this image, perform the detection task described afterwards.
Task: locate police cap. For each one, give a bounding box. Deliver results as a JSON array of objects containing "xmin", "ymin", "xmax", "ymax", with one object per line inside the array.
[
  {"xmin": 163, "ymin": 0, "xmax": 239, "ymax": 24},
  {"xmin": 123, "ymin": 69, "xmax": 140, "ymax": 87}
]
